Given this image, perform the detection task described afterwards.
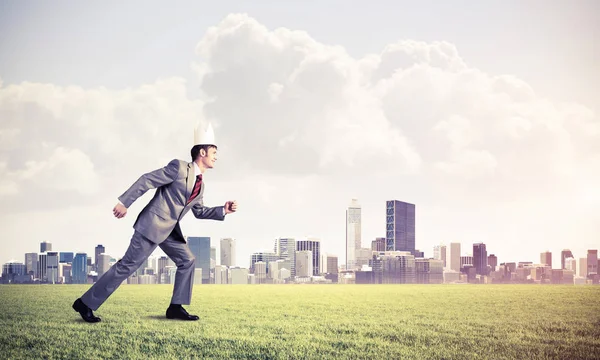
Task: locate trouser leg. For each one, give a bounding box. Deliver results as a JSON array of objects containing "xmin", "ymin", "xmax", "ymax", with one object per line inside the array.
[
  {"xmin": 159, "ymin": 236, "xmax": 196, "ymax": 305},
  {"xmin": 81, "ymin": 231, "xmax": 157, "ymax": 310}
]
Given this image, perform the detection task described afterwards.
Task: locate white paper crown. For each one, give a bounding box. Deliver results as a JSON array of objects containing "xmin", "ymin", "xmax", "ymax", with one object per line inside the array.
[{"xmin": 194, "ymin": 122, "xmax": 216, "ymax": 146}]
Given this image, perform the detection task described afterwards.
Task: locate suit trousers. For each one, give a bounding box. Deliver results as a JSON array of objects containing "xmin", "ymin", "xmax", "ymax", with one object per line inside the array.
[{"xmin": 81, "ymin": 230, "xmax": 196, "ymax": 310}]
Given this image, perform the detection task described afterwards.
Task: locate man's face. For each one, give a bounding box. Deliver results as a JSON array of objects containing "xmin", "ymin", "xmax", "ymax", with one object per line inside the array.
[{"xmin": 200, "ymin": 147, "xmax": 217, "ymax": 169}]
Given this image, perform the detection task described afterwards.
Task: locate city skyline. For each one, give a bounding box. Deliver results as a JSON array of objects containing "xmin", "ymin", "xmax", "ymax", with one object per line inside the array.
[
  {"xmin": 1, "ymin": 3, "xmax": 598, "ymax": 271},
  {"xmin": 4, "ymin": 227, "xmax": 597, "ymax": 282},
  {"xmin": 3, "ymin": 234, "xmax": 598, "ymax": 286}
]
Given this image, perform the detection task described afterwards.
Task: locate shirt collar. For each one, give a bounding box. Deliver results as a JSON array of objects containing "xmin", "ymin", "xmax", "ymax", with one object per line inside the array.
[{"xmin": 193, "ymin": 162, "xmax": 202, "ymax": 177}]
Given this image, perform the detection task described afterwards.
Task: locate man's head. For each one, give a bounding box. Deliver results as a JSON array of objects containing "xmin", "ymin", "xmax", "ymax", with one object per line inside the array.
[{"xmin": 191, "ymin": 144, "xmax": 218, "ymax": 170}]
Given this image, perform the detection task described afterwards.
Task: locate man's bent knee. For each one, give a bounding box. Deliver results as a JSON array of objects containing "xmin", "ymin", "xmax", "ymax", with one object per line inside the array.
[{"xmin": 179, "ymin": 256, "xmax": 195, "ymax": 269}]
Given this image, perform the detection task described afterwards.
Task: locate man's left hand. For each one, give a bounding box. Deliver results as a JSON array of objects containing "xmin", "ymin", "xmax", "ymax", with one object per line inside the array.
[{"xmin": 224, "ymin": 200, "xmax": 238, "ymax": 214}]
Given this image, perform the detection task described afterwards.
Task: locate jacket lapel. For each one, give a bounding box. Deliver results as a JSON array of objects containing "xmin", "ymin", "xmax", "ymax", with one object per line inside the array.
[{"xmin": 185, "ymin": 162, "xmax": 195, "ymax": 202}]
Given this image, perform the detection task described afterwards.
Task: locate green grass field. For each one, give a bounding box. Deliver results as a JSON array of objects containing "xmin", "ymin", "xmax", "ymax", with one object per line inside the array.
[{"xmin": 0, "ymin": 284, "xmax": 598, "ymax": 359}]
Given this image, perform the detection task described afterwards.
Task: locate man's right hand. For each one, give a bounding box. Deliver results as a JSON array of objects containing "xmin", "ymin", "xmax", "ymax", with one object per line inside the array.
[{"xmin": 113, "ymin": 203, "xmax": 128, "ymax": 219}]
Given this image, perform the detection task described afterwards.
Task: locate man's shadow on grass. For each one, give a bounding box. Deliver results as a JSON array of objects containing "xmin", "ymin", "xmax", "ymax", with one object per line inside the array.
[{"xmin": 71, "ymin": 315, "xmax": 195, "ymax": 322}]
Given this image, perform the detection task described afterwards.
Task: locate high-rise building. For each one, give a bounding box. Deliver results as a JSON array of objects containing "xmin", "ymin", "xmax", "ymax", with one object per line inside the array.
[
  {"xmin": 187, "ymin": 236, "xmax": 211, "ymax": 284},
  {"xmin": 473, "ymin": 243, "xmax": 488, "ymax": 275},
  {"xmin": 167, "ymin": 266, "xmax": 177, "ymax": 284},
  {"xmin": 24, "ymin": 253, "xmax": 38, "ymax": 276},
  {"xmin": 72, "ymin": 253, "xmax": 87, "ymax": 284},
  {"xmin": 518, "ymin": 261, "xmax": 533, "ymax": 268},
  {"xmin": 579, "ymin": 257, "xmax": 588, "ymax": 278},
  {"xmin": 565, "ymin": 258, "xmax": 577, "ymax": 273},
  {"xmin": 97, "ymin": 254, "xmax": 111, "ymax": 277},
  {"xmin": 460, "ymin": 255, "xmax": 473, "ymax": 271},
  {"xmin": 61, "ymin": 263, "xmax": 72, "ymax": 284},
  {"xmin": 385, "ymin": 200, "xmax": 416, "ymax": 256},
  {"xmin": 228, "ymin": 267, "xmax": 248, "ymax": 284},
  {"xmin": 371, "ymin": 251, "xmax": 416, "ymax": 284},
  {"xmin": 1, "ymin": 261, "xmax": 27, "ymax": 284},
  {"xmin": 254, "ymin": 261, "xmax": 267, "ymax": 284},
  {"xmin": 95, "ymin": 245, "xmax": 105, "ymax": 271},
  {"xmin": 295, "ymin": 250, "xmax": 313, "ymax": 277},
  {"xmin": 220, "ymin": 238, "xmax": 236, "ymax": 267},
  {"xmin": 40, "ymin": 241, "xmax": 52, "ymax": 253},
  {"xmin": 327, "ymin": 255, "xmax": 338, "ymax": 274},
  {"xmin": 38, "ymin": 253, "xmax": 48, "ymax": 282},
  {"xmin": 504, "ymin": 262, "xmax": 517, "ymax": 274},
  {"xmin": 587, "ymin": 250, "xmax": 598, "ymax": 276},
  {"xmin": 158, "ymin": 256, "xmax": 169, "ymax": 277},
  {"xmin": 147, "ymin": 256, "xmax": 157, "ymax": 274},
  {"xmin": 433, "ymin": 244, "xmax": 447, "ymax": 268},
  {"xmin": 136, "ymin": 257, "xmax": 149, "ymax": 276},
  {"xmin": 561, "ymin": 249, "xmax": 574, "ymax": 270},
  {"xmin": 274, "ymin": 259, "xmax": 292, "ymax": 277},
  {"xmin": 540, "ymin": 251, "xmax": 552, "ymax": 268},
  {"xmin": 355, "ymin": 268, "xmax": 374, "ymax": 284},
  {"xmin": 296, "ymin": 238, "xmax": 321, "ymax": 275},
  {"xmin": 139, "ymin": 274, "xmax": 157, "ymax": 284},
  {"xmin": 214, "ymin": 265, "xmax": 227, "ymax": 284},
  {"xmin": 371, "ymin": 237, "xmax": 386, "ymax": 252},
  {"xmin": 325, "ymin": 255, "xmax": 339, "ymax": 283},
  {"xmin": 488, "ymin": 254, "xmax": 498, "ymax": 272},
  {"xmin": 193, "ymin": 268, "xmax": 203, "ymax": 285},
  {"xmin": 346, "ymin": 199, "xmax": 362, "ymax": 270},
  {"xmin": 320, "ymin": 253, "xmax": 328, "ymax": 274},
  {"xmin": 415, "ymin": 259, "xmax": 444, "ymax": 284},
  {"xmin": 59, "ymin": 252, "xmax": 74, "ymax": 264},
  {"xmin": 355, "ymin": 248, "xmax": 373, "ymax": 269},
  {"xmin": 447, "ymin": 243, "xmax": 461, "ymax": 272},
  {"xmin": 46, "ymin": 252, "xmax": 59, "ymax": 284},
  {"xmin": 274, "ymin": 238, "xmax": 296, "ymax": 277},
  {"xmin": 210, "ymin": 246, "xmax": 216, "ymax": 281},
  {"xmin": 270, "ymin": 261, "xmax": 283, "ymax": 281},
  {"xmin": 249, "ymin": 252, "xmax": 279, "ymax": 275},
  {"xmin": 280, "ymin": 268, "xmax": 291, "ymax": 281}
]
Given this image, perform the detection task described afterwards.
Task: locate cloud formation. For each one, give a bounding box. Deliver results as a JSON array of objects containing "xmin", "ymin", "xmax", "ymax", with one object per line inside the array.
[{"xmin": 0, "ymin": 14, "xmax": 598, "ymax": 266}]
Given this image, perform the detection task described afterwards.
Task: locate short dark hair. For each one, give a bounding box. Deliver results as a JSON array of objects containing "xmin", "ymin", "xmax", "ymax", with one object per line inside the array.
[{"xmin": 191, "ymin": 144, "xmax": 217, "ymax": 161}]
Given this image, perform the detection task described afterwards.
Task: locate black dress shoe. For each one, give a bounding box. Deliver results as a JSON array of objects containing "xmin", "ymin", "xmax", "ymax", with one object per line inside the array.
[
  {"xmin": 72, "ymin": 298, "xmax": 101, "ymax": 323},
  {"xmin": 166, "ymin": 305, "xmax": 199, "ymax": 321}
]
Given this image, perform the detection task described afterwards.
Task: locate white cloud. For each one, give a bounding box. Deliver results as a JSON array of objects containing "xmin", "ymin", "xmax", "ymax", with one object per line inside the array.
[
  {"xmin": 188, "ymin": 14, "xmax": 598, "ymax": 264},
  {"xmin": 0, "ymin": 147, "xmax": 99, "ymax": 196},
  {"xmin": 23, "ymin": 147, "xmax": 100, "ymax": 194},
  {"xmin": 433, "ymin": 115, "xmax": 474, "ymax": 149},
  {"xmin": 193, "ymin": 14, "xmax": 423, "ymax": 176},
  {"xmin": 0, "ymin": 13, "xmax": 598, "ymax": 267},
  {"xmin": 0, "ymin": 77, "xmax": 207, "ymax": 204}
]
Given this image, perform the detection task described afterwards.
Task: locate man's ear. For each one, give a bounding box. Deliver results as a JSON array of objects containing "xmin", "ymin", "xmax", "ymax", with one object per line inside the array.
[{"xmin": 199, "ymin": 148, "xmax": 206, "ymax": 157}]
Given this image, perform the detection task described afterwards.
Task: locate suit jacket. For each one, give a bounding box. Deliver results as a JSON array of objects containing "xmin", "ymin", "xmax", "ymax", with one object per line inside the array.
[{"xmin": 118, "ymin": 159, "xmax": 225, "ymax": 244}]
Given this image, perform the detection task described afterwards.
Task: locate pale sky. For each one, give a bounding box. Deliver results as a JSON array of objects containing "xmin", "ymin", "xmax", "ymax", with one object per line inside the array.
[{"xmin": 1, "ymin": 1, "xmax": 598, "ymax": 270}]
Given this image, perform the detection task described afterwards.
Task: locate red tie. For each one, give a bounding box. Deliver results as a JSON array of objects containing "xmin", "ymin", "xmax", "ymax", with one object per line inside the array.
[{"xmin": 187, "ymin": 174, "xmax": 202, "ymax": 204}]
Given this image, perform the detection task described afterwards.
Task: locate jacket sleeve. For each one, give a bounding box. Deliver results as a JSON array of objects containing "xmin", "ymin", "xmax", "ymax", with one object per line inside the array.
[
  {"xmin": 118, "ymin": 159, "xmax": 180, "ymax": 208},
  {"xmin": 191, "ymin": 199, "xmax": 225, "ymax": 221}
]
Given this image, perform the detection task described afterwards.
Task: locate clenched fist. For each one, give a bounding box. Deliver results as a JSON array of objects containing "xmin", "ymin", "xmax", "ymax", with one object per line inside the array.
[
  {"xmin": 224, "ymin": 200, "xmax": 238, "ymax": 214},
  {"xmin": 113, "ymin": 203, "xmax": 128, "ymax": 219}
]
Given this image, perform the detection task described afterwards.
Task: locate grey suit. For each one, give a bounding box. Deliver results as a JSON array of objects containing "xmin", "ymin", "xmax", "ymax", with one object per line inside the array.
[{"xmin": 81, "ymin": 159, "xmax": 225, "ymax": 310}]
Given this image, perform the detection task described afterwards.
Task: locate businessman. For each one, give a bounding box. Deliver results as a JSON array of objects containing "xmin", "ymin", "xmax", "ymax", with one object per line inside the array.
[{"xmin": 72, "ymin": 123, "xmax": 237, "ymax": 322}]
